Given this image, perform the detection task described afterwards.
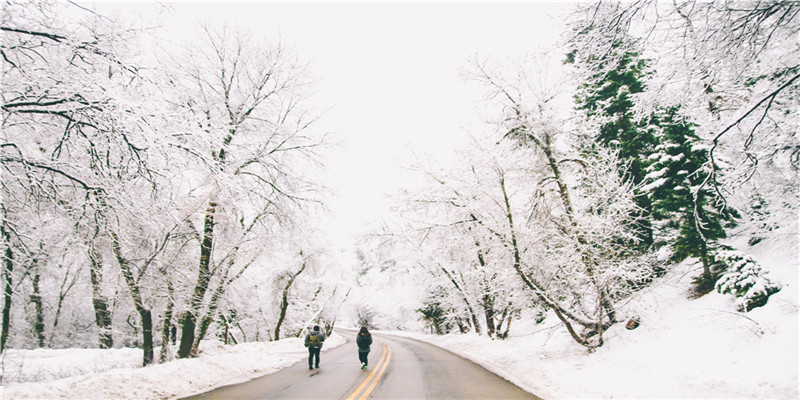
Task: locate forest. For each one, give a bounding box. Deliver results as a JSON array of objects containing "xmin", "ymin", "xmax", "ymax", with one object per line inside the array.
[{"xmin": 1, "ymin": 0, "xmax": 797, "ymax": 370}]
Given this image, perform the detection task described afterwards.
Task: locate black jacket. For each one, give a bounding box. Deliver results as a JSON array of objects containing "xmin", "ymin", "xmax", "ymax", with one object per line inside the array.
[{"xmin": 356, "ymin": 333, "xmax": 372, "ymax": 353}]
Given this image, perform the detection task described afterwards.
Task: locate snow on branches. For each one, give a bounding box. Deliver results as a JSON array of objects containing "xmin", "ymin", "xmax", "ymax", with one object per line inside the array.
[{"xmin": 715, "ymin": 249, "xmax": 782, "ymax": 312}]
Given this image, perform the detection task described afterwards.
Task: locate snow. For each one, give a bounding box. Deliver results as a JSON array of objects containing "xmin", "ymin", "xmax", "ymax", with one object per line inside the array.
[
  {"xmin": 388, "ymin": 263, "xmax": 797, "ymax": 399},
  {"xmin": 2, "ymin": 233, "xmax": 796, "ymax": 399},
  {"xmin": 1, "ymin": 334, "xmax": 347, "ymax": 399},
  {"xmin": 640, "ymin": 177, "xmax": 668, "ymax": 192}
]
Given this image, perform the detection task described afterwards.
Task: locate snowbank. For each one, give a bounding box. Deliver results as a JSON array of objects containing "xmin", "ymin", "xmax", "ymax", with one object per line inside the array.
[
  {"xmin": 384, "ymin": 232, "xmax": 799, "ymax": 399},
  {"xmin": 1, "ymin": 333, "xmax": 346, "ymax": 399}
]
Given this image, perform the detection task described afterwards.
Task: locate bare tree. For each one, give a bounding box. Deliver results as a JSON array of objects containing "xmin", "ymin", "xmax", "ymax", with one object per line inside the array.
[
  {"xmin": 2, "ymin": 1, "xmax": 160, "ymax": 350},
  {"xmin": 163, "ymin": 25, "xmax": 326, "ymax": 358}
]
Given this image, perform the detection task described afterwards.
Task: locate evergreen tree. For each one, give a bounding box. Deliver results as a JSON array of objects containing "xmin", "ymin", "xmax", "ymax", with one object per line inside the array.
[
  {"xmin": 715, "ymin": 249, "xmax": 781, "ymax": 312},
  {"xmin": 641, "ymin": 107, "xmax": 739, "ymax": 290},
  {"xmin": 572, "ymin": 37, "xmax": 738, "ymax": 292},
  {"xmin": 572, "ymin": 39, "xmax": 657, "ymax": 245}
]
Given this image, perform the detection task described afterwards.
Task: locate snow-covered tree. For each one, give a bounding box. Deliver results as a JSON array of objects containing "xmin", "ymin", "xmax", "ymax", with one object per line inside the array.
[
  {"xmin": 714, "ymin": 249, "xmax": 782, "ymax": 312},
  {"xmin": 160, "ymin": 25, "xmax": 327, "ymax": 358},
  {"xmin": 642, "ymin": 106, "xmax": 739, "ymax": 292},
  {"xmin": 465, "ymin": 57, "xmax": 659, "ymax": 349},
  {"xmin": 570, "ymin": 37, "xmax": 657, "ymax": 246},
  {"xmin": 2, "ymin": 3, "xmax": 335, "ymax": 367},
  {"xmin": 568, "ymin": 0, "xmax": 799, "ymax": 239},
  {"xmin": 2, "ymin": 1, "xmax": 168, "ymax": 358}
]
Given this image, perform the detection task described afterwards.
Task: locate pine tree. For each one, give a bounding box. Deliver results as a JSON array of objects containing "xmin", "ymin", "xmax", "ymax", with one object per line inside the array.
[
  {"xmin": 572, "ymin": 39, "xmax": 657, "ymax": 245},
  {"xmin": 715, "ymin": 249, "xmax": 781, "ymax": 312},
  {"xmin": 641, "ymin": 107, "xmax": 739, "ymax": 291},
  {"xmin": 573, "ymin": 38, "xmax": 739, "ymax": 292}
]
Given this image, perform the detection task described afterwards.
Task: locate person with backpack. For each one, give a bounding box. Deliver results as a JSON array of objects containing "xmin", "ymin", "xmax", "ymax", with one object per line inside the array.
[
  {"xmin": 304, "ymin": 325, "xmax": 326, "ymax": 369},
  {"xmin": 356, "ymin": 326, "xmax": 372, "ymax": 370}
]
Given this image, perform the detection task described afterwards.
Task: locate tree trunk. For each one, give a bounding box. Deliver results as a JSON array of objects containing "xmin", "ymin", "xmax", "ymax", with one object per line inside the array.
[
  {"xmin": 439, "ymin": 267, "xmax": 482, "ymax": 335},
  {"xmin": 482, "ymin": 293, "xmax": 496, "ymax": 338},
  {"xmin": 500, "ymin": 310, "xmax": 513, "ymax": 339},
  {"xmin": 699, "ymin": 237, "xmax": 711, "ymax": 279},
  {"xmin": 110, "ymin": 231, "xmax": 153, "ymax": 366},
  {"xmin": 179, "ymin": 201, "xmax": 216, "ymax": 358},
  {"xmin": 193, "ymin": 249, "xmax": 237, "ymax": 353},
  {"xmin": 51, "ymin": 266, "xmax": 78, "ymax": 345},
  {"xmin": 274, "ymin": 260, "xmax": 308, "ymax": 341},
  {"xmin": 192, "ymin": 243, "xmax": 257, "ymax": 353},
  {"xmin": 1, "ymin": 218, "xmax": 13, "ymax": 352},
  {"xmin": 499, "ymin": 175, "xmax": 598, "ymax": 348},
  {"xmin": 160, "ymin": 279, "xmax": 175, "ymax": 362},
  {"xmin": 88, "ymin": 243, "xmax": 113, "ymax": 349},
  {"xmin": 193, "ymin": 280, "xmax": 224, "ymax": 352},
  {"xmin": 31, "ymin": 269, "xmax": 45, "ymax": 347},
  {"xmin": 475, "ymin": 247, "xmax": 496, "ymax": 338}
]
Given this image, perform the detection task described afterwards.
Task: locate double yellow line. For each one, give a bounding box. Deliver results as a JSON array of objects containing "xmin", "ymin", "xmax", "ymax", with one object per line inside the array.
[{"xmin": 345, "ymin": 339, "xmax": 391, "ymax": 400}]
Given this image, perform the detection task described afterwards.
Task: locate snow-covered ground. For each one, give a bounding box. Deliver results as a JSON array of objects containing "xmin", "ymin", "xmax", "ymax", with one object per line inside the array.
[
  {"xmin": 385, "ymin": 232, "xmax": 798, "ymax": 399},
  {"xmin": 1, "ymin": 335, "xmax": 347, "ymax": 399},
  {"xmin": 2, "ymin": 233, "xmax": 797, "ymax": 399}
]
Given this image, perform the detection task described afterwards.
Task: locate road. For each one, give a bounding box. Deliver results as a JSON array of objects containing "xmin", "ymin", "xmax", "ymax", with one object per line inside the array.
[{"xmin": 184, "ymin": 330, "xmax": 540, "ymax": 399}]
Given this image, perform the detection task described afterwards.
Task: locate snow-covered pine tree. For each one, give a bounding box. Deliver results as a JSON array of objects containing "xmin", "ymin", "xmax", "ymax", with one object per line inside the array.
[
  {"xmin": 714, "ymin": 249, "xmax": 781, "ymax": 312},
  {"xmin": 641, "ymin": 106, "xmax": 739, "ymax": 293},
  {"xmin": 571, "ymin": 38, "xmax": 658, "ymax": 247}
]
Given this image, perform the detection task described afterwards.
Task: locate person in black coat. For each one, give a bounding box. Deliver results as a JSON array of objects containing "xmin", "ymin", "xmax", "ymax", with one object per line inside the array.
[{"xmin": 356, "ymin": 326, "xmax": 372, "ymax": 370}]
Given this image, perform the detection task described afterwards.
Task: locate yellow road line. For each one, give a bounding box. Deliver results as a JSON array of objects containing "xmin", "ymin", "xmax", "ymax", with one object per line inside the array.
[
  {"xmin": 356, "ymin": 343, "xmax": 391, "ymax": 400},
  {"xmin": 345, "ymin": 341, "xmax": 387, "ymax": 400},
  {"xmin": 345, "ymin": 339, "xmax": 391, "ymax": 400}
]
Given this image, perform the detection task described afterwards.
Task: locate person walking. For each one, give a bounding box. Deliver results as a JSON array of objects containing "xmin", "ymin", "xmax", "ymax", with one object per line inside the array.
[
  {"xmin": 356, "ymin": 326, "xmax": 372, "ymax": 370},
  {"xmin": 304, "ymin": 325, "xmax": 326, "ymax": 370}
]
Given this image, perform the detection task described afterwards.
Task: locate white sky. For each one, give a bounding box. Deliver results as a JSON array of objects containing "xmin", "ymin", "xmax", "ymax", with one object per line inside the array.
[
  {"xmin": 228, "ymin": 2, "xmax": 576, "ymax": 248},
  {"xmin": 94, "ymin": 1, "xmax": 577, "ymax": 248}
]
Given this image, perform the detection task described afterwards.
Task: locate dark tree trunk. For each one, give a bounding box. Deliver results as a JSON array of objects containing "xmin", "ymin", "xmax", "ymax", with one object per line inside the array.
[
  {"xmin": 475, "ymin": 248, "xmax": 496, "ymax": 338},
  {"xmin": 483, "ymin": 294, "xmax": 496, "ymax": 338},
  {"xmin": 500, "ymin": 311, "xmax": 513, "ymax": 339},
  {"xmin": 51, "ymin": 267, "xmax": 78, "ymax": 345},
  {"xmin": 110, "ymin": 231, "xmax": 154, "ymax": 366},
  {"xmin": 193, "ymin": 281, "xmax": 224, "ymax": 352},
  {"xmin": 1, "ymin": 219, "xmax": 13, "ymax": 352},
  {"xmin": 88, "ymin": 244, "xmax": 113, "ymax": 349},
  {"xmin": 160, "ymin": 279, "xmax": 174, "ymax": 362},
  {"xmin": 700, "ymin": 238, "xmax": 711, "ymax": 279},
  {"xmin": 274, "ymin": 260, "xmax": 307, "ymax": 341},
  {"xmin": 31, "ymin": 270, "xmax": 45, "ymax": 347},
  {"xmin": 179, "ymin": 201, "xmax": 216, "ymax": 358},
  {"xmin": 141, "ymin": 309, "xmax": 153, "ymax": 365}
]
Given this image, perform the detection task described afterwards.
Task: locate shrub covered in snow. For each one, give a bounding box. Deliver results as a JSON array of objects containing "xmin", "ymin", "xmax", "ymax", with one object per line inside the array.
[{"xmin": 715, "ymin": 250, "xmax": 782, "ymax": 312}]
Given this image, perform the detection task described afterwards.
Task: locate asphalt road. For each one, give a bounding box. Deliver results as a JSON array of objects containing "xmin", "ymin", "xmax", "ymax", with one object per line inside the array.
[{"xmin": 183, "ymin": 330, "xmax": 541, "ymax": 399}]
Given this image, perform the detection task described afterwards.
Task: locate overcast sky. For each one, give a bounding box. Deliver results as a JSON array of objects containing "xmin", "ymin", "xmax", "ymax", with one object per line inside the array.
[
  {"xmin": 96, "ymin": 1, "xmax": 577, "ymax": 248},
  {"xmin": 243, "ymin": 3, "xmax": 575, "ymax": 245}
]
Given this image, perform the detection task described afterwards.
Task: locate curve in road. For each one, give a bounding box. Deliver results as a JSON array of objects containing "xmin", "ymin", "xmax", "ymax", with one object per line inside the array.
[{"xmin": 183, "ymin": 330, "xmax": 540, "ymax": 399}]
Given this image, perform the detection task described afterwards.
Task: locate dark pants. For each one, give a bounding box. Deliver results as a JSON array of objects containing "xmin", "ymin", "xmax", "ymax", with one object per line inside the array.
[
  {"xmin": 358, "ymin": 350, "xmax": 369, "ymax": 366},
  {"xmin": 308, "ymin": 347, "xmax": 320, "ymax": 368}
]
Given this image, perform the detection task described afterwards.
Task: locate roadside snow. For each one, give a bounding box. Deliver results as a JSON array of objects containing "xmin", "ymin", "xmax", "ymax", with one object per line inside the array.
[
  {"xmin": 386, "ymin": 277, "xmax": 797, "ymax": 399},
  {"xmin": 386, "ymin": 231, "xmax": 799, "ymax": 399},
  {"xmin": 1, "ymin": 334, "xmax": 346, "ymax": 399}
]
